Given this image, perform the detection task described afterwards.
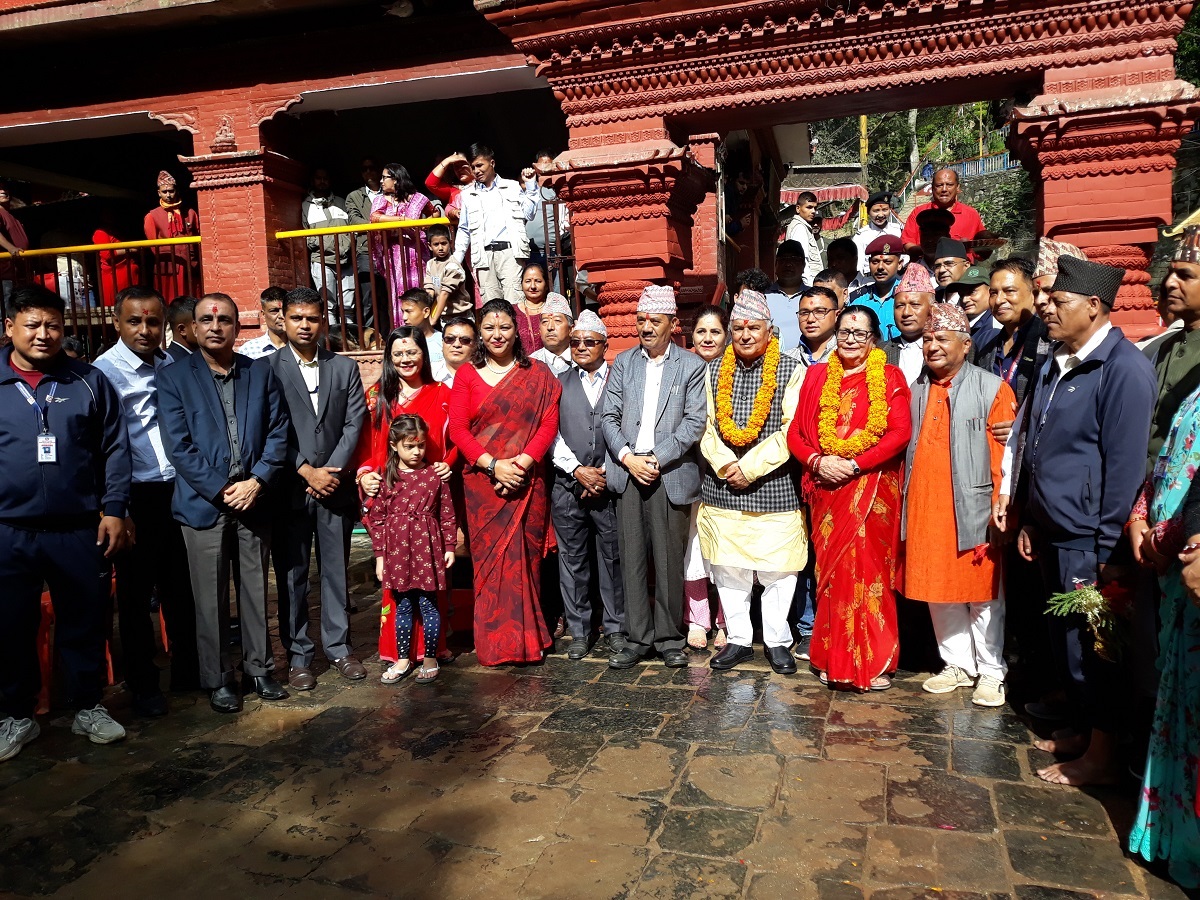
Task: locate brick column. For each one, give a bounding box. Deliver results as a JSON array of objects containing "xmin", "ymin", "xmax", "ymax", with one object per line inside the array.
[
  {"xmin": 547, "ymin": 138, "xmax": 713, "ymax": 351},
  {"xmin": 1010, "ymin": 63, "xmax": 1200, "ymax": 338}
]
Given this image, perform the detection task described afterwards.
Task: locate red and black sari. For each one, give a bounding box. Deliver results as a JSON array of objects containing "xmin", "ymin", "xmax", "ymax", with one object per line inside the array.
[
  {"xmin": 787, "ymin": 362, "xmax": 912, "ymax": 690},
  {"xmin": 449, "ymin": 362, "xmax": 562, "ymax": 665}
]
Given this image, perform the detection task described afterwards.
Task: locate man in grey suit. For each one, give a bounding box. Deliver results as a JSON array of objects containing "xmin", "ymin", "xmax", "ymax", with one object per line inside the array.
[
  {"xmin": 345, "ymin": 158, "xmax": 382, "ymax": 326},
  {"xmin": 268, "ymin": 287, "xmax": 369, "ymax": 691},
  {"xmin": 601, "ymin": 285, "xmax": 708, "ymax": 669}
]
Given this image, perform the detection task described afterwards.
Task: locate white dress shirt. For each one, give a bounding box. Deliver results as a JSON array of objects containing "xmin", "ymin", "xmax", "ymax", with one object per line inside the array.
[
  {"xmin": 531, "ymin": 345, "xmax": 572, "ymax": 375},
  {"xmin": 618, "ymin": 345, "xmax": 671, "ymax": 461},
  {"xmin": 896, "ymin": 337, "xmax": 925, "ymax": 385},
  {"xmin": 552, "ymin": 362, "xmax": 609, "ymax": 474},
  {"xmin": 999, "ymin": 322, "xmax": 1113, "ymax": 494},
  {"xmin": 94, "ymin": 339, "xmax": 175, "ymax": 484},
  {"xmin": 291, "ymin": 346, "xmax": 320, "ymax": 413}
]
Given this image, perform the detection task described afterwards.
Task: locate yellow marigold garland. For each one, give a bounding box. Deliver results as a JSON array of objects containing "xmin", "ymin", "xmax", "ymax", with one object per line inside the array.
[
  {"xmin": 715, "ymin": 337, "xmax": 780, "ymax": 447},
  {"xmin": 817, "ymin": 348, "xmax": 888, "ymax": 458}
]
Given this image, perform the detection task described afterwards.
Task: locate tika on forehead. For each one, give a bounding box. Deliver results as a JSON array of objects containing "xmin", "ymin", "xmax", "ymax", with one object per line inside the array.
[{"xmin": 210, "ymin": 304, "xmax": 220, "ymax": 315}]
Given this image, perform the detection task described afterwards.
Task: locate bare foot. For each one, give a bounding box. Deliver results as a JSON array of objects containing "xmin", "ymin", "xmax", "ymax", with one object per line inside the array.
[
  {"xmin": 1033, "ymin": 729, "xmax": 1087, "ymax": 755},
  {"xmin": 1036, "ymin": 756, "xmax": 1121, "ymax": 786}
]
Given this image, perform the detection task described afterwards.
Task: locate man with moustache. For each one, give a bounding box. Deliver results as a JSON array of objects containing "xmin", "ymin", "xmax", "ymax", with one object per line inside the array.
[
  {"xmin": 900, "ymin": 168, "xmax": 986, "ymax": 248},
  {"xmin": 268, "ymin": 287, "xmax": 368, "ymax": 691},
  {"xmin": 883, "ymin": 264, "xmax": 935, "ymax": 385},
  {"xmin": 946, "ymin": 264, "xmax": 1002, "ymax": 367},
  {"xmin": 849, "ymin": 236, "xmax": 903, "ymax": 341},
  {"xmin": 158, "ymin": 293, "xmax": 291, "ymax": 714},
  {"xmin": 531, "ymin": 292, "xmax": 574, "ymax": 375},
  {"xmin": 439, "ymin": 316, "xmax": 477, "ymax": 388},
  {"xmin": 0, "ymin": 285, "xmax": 132, "ymax": 760},
  {"xmin": 240, "ymin": 287, "xmax": 288, "ymax": 360},
  {"xmin": 931, "ymin": 237, "xmax": 970, "ymax": 302},
  {"xmin": 551, "ymin": 310, "xmax": 626, "ymax": 659},
  {"xmin": 989, "ymin": 257, "xmax": 1048, "ymax": 403},
  {"xmin": 602, "ymin": 285, "xmax": 707, "ymax": 669},
  {"xmin": 95, "ymin": 286, "xmax": 199, "ymax": 716},
  {"xmin": 765, "ymin": 241, "xmax": 808, "ymax": 351}
]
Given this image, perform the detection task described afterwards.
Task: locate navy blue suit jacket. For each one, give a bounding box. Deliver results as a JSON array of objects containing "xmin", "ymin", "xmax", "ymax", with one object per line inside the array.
[{"xmin": 157, "ymin": 351, "xmax": 290, "ymax": 529}]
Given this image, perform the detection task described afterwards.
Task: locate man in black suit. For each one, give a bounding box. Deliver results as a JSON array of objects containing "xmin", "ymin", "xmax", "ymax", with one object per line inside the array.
[
  {"xmin": 268, "ymin": 288, "xmax": 369, "ymax": 690},
  {"xmin": 166, "ymin": 295, "xmax": 198, "ymax": 363}
]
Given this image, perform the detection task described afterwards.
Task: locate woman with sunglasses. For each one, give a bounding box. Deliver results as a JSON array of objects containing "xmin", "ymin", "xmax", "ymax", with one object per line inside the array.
[
  {"xmin": 356, "ymin": 327, "xmax": 456, "ymax": 664},
  {"xmin": 787, "ymin": 305, "xmax": 912, "ymax": 692},
  {"xmin": 370, "ymin": 164, "xmax": 435, "ymax": 325},
  {"xmin": 448, "ymin": 298, "xmax": 562, "ymax": 666}
]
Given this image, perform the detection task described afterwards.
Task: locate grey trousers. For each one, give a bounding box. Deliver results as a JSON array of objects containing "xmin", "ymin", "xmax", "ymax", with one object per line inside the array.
[
  {"xmin": 182, "ymin": 513, "xmax": 274, "ymax": 689},
  {"xmin": 551, "ymin": 478, "xmax": 625, "ymax": 641},
  {"xmin": 274, "ymin": 499, "xmax": 355, "ymax": 668},
  {"xmin": 617, "ymin": 480, "xmax": 689, "ymax": 653}
]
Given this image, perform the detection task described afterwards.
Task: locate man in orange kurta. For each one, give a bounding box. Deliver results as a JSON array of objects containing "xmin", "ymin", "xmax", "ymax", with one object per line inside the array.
[{"xmin": 901, "ymin": 303, "xmax": 1016, "ymax": 708}]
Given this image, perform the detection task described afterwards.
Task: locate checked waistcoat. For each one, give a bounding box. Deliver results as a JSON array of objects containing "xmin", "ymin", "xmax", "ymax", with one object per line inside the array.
[{"xmin": 701, "ymin": 351, "xmax": 803, "ymax": 513}]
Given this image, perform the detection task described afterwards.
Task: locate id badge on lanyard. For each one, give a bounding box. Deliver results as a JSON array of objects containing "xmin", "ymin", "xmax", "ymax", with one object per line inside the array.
[{"xmin": 15, "ymin": 381, "xmax": 57, "ymax": 463}]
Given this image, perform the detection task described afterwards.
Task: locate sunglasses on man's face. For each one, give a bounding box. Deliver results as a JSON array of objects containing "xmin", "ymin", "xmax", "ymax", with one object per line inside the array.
[
  {"xmin": 443, "ymin": 335, "xmax": 475, "ymax": 346},
  {"xmin": 569, "ymin": 338, "xmax": 604, "ymax": 349}
]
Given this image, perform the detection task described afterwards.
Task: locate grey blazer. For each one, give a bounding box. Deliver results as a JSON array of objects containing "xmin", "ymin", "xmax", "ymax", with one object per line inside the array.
[
  {"xmin": 268, "ymin": 347, "xmax": 368, "ymax": 510},
  {"xmin": 600, "ymin": 344, "xmax": 708, "ymax": 505}
]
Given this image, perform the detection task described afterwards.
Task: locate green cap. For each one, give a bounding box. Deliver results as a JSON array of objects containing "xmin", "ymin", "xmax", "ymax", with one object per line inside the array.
[{"xmin": 947, "ymin": 264, "xmax": 990, "ymax": 290}]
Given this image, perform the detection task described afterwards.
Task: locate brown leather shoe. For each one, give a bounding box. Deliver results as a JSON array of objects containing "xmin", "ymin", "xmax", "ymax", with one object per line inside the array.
[
  {"xmin": 288, "ymin": 667, "xmax": 316, "ymax": 691},
  {"xmin": 332, "ymin": 656, "xmax": 367, "ymax": 680}
]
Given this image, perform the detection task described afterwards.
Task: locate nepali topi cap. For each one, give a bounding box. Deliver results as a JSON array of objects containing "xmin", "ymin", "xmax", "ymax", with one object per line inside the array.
[
  {"xmin": 865, "ymin": 235, "xmax": 901, "ymax": 257},
  {"xmin": 1034, "ymin": 238, "xmax": 1087, "ymax": 283},
  {"xmin": 925, "ymin": 303, "xmax": 971, "ymax": 335},
  {"xmin": 638, "ymin": 284, "xmax": 677, "ymax": 315},
  {"xmin": 934, "ymin": 237, "xmax": 968, "ymax": 261},
  {"xmin": 1050, "ymin": 255, "xmax": 1124, "ymax": 308},
  {"xmin": 542, "ymin": 292, "xmax": 573, "ymax": 321},
  {"xmin": 573, "ymin": 309, "xmax": 607, "ymax": 338},
  {"xmin": 731, "ymin": 289, "xmax": 772, "ymax": 322},
  {"xmin": 1172, "ymin": 225, "xmax": 1200, "ymax": 265},
  {"xmin": 157, "ymin": 170, "xmax": 176, "ymax": 188},
  {"xmin": 897, "ymin": 263, "xmax": 937, "ymax": 295}
]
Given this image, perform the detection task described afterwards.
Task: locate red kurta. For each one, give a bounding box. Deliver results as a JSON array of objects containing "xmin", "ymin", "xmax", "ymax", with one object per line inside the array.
[
  {"xmin": 143, "ymin": 205, "xmax": 200, "ymax": 301},
  {"xmin": 788, "ymin": 362, "xmax": 913, "ymax": 690}
]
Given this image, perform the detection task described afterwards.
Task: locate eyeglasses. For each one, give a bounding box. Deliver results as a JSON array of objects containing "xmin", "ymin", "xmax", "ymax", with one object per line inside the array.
[
  {"xmin": 836, "ymin": 329, "xmax": 873, "ymax": 344},
  {"xmin": 391, "ymin": 350, "xmax": 422, "ymax": 361},
  {"xmin": 443, "ymin": 335, "xmax": 475, "ymax": 346},
  {"xmin": 932, "ymin": 261, "xmax": 962, "ymax": 271},
  {"xmin": 797, "ymin": 308, "xmax": 836, "ymax": 319},
  {"xmin": 381, "ymin": 173, "xmax": 396, "ymax": 181},
  {"xmin": 569, "ymin": 338, "xmax": 605, "ymax": 348}
]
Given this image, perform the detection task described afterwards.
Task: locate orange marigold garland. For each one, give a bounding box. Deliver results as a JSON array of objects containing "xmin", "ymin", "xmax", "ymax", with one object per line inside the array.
[
  {"xmin": 715, "ymin": 337, "xmax": 780, "ymax": 447},
  {"xmin": 817, "ymin": 348, "xmax": 888, "ymax": 458}
]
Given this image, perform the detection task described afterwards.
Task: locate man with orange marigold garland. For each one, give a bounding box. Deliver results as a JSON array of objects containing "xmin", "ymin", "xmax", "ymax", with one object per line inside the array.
[{"xmin": 698, "ymin": 289, "xmax": 809, "ymax": 674}]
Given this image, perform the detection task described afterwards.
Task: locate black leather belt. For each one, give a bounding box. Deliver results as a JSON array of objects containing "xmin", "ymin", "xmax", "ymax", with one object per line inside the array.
[{"xmin": 483, "ymin": 241, "xmax": 511, "ymax": 252}]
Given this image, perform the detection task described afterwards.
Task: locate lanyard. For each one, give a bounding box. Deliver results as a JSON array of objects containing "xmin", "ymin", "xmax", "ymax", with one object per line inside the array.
[{"xmin": 14, "ymin": 381, "xmax": 57, "ymax": 434}]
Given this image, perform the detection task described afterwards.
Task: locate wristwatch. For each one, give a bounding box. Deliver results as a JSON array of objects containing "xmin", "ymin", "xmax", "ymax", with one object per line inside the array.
[
  {"xmin": 486, "ymin": 459, "xmax": 498, "ymax": 479},
  {"xmin": 851, "ymin": 461, "xmax": 861, "ymax": 476}
]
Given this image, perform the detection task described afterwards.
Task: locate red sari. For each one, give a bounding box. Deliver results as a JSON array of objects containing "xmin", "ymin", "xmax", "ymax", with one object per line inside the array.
[
  {"xmin": 93, "ymin": 229, "xmax": 139, "ymax": 308},
  {"xmin": 448, "ymin": 363, "xmax": 561, "ymax": 665},
  {"xmin": 356, "ymin": 380, "xmax": 457, "ymax": 663},
  {"xmin": 787, "ymin": 362, "xmax": 912, "ymax": 690}
]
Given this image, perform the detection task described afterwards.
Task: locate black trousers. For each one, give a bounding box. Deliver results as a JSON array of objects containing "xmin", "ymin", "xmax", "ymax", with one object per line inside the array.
[
  {"xmin": 617, "ymin": 480, "xmax": 689, "ymax": 654},
  {"xmin": 552, "ymin": 479, "xmax": 625, "ymax": 640},
  {"xmin": 0, "ymin": 520, "xmax": 109, "ymax": 719},
  {"xmin": 114, "ymin": 481, "xmax": 199, "ymax": 695}
]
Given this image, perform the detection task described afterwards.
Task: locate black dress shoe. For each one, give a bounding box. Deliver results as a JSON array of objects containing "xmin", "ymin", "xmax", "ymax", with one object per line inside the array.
[
  {"xmin": 132, "ymin": 692, "xmax": 169, "ymax": 717},
  {"xmin": 765, "ymin": 645, "xmax": 798, "ymax": 675},
  {"xmin": 244, "ymin": 675, "xmax": 289, "ymax": 701},
  {"xmin": 661, "ymin": 649, "xmax": 688, "ymax": 668},
  {"xmin": 710, "ymin": 643, "xmax": 754, "ymax": 671},
  {"xmin": 567, "ymin": 637, "xmax": 593, "ymax": 660},
  {"xmin": 210, "ymin": 686, "xmax": 242, "ymax": 714},
  {"xmin": 606, "ymin": 633, "xmax": 629, "ymax": 654},
  {"xmin": 609, "ymin": 647, "xmax": 645, "ymax": 669}
]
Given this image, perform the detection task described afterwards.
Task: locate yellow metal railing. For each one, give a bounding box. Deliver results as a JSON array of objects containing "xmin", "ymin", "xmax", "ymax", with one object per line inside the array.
[
  {"xmin": 0, "ymin": 236, "xmax": 201, "ymax": 259},
  {"xmin": 274, "ymin": 216, "xmax": 449, "ymax": 240}
]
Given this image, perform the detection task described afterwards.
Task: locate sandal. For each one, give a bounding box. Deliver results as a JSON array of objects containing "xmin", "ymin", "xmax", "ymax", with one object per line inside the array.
[
  {"xmin": 713, "ymin": 628, "xmax": 728, "ymax": 651},
  {"xmin": 686, "ymin": 625, "xmax": 708, "ymax": 651},
  {"xmin": 381, "ymin": 662, "xmax": 412, "ymax": 684},
  {"xmin": 869, "ymin": 676, "xmax": 892, "ymax": 692},
  {"xmin": 817, "ymin": 671, "xmax": 829, "ymax": 686},
  {"xmin": 416, "ymin": 663, "xmax": 440, "ymax": 684}
]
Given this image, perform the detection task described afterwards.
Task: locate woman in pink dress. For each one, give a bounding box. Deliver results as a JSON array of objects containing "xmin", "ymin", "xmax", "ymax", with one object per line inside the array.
[
  {"xmin": 515, "ymin": 262, "xmax": 549, "ymax": 353},
  {"xmin": 371, "ymin": 164, "xmax": 435, "ymax": 324}
]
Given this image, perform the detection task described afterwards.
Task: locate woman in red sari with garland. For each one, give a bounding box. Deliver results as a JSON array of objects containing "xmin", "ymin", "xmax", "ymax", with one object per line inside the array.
[
  {"xmin": 356, "ymin": 327, "xmax": 456, "ymax": 663},
  {"xmin": 448, "ymin": 298, "xmax": 561, "ymax": 666},
  {"xmin": 787, "ymin": 305, "xmax": 912, "ymax": 692}
]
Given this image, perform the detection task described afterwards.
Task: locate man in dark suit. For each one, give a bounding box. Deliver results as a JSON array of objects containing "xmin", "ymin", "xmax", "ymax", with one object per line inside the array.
[
  {"xmin": 601, "ymin": 285, "xmax": 707, "ymax": 669},
  {"xmin": 166, "ymin": 295, "xmax": 198, "ymax": 363},
  {"xmin": 550, "ymin": 310, "xmax": 625, "ymax": 660},
  {"xmin": 268, "ymin": 287, "xmax": 368, "ymax": 690},
  {"xmin": 157, "ymin": 292, "xmax": 291, "ymax": 714}
]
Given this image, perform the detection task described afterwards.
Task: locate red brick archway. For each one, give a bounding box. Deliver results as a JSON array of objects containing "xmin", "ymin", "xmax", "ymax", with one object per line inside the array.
[{"xmin": 478, "ymin": 0, "xmax": 1200, "ymax": 339}]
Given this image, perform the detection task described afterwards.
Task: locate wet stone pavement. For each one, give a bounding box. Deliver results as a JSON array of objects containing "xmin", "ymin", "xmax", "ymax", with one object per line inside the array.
[{"xmin": 0, "ymin": 542, "xmax": 1194, "ymax": 899}]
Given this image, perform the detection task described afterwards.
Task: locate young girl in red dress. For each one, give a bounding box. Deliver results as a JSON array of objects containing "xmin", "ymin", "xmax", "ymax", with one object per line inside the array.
[{"xmin": 366, "ymin": 415, "xmax": 457, "ymax": 685}]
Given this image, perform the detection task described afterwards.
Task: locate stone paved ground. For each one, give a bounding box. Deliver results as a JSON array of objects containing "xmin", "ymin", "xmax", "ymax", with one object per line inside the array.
[{"xmin": 0, "ymin": 541, "xmax": 1194, "ymax": 900}]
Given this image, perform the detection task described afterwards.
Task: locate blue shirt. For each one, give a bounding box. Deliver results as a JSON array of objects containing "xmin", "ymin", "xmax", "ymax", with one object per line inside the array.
[
  {"xmin": 849, "ymin": 278, "xmax": 899, "ymax": 341},
  {"xmin": 765, "ymin": 283, "xmax": 804, "ymax": 351},
  {"xmin": 94, "ymin": 340, "xmax": 176, "ymax": 484}
]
